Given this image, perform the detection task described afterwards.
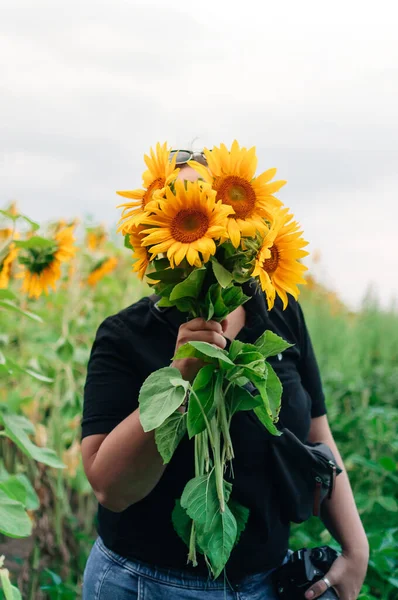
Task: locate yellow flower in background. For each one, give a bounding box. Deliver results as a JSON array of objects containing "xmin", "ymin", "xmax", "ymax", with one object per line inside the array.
[
  {"xmin": 0, "ymin": 243, "xmax": 18, "ymax": 289},
  {"xmin": 129, "ymin": 225, "xmax": 151, "ymax": 280},
  {"xmin": 86, "ymin": 225, "xmax": 107, "ymax": 251},
  {"xmin": 0, "ymin": 228, "xmax": 13, "ymax": 242},
  {"xmin": 116, "ymin": 142, "xmax": 180, "ymax": 234},
  {"xmin": 141, "ymin": 180, "xmax": 233, "ymax": 268},
  {"xmin": 19, "ymin": 261, "xmax": 62, "ymax": 299},
  {"xmin": 188, "ymin": 140, "xmax": 286, "ymax": 248},
  {"xmin": 17, "ymin": 226, "xmax": 77, "ymax": 299},
  {"xmin": 87, "ymin": 257, "xmax": 118, "ymax": 286},
  {"xmin": 252, "ymin": 208, "xmax": 309, "ymax": 310}
]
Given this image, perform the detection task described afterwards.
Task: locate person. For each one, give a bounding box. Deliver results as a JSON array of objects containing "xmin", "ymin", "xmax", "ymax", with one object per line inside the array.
[{"xmin": 81, "ymin": 160, "xmax": 369, "ymax": 600}]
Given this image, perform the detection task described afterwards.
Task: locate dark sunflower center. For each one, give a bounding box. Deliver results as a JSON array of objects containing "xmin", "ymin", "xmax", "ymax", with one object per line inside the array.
[
  {"xmin": 171, "ymin": 210, "xmax": 209, "ymax": 243},
  {"xmin": 215, "ymin": 176, "xmax": 256, "ymax": 219},
  {"xmin": 262, "ymin": 244, "xmax": 279, "ymax": 274},
  {"xmin": 142, "ymin": 178, "xmax": 165, "ymax": 208}
]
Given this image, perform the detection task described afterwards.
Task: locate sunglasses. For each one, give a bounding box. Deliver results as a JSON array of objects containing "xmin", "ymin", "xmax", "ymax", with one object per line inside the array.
[{"xmin": 169, "ymin": 150, "xmax": 208, "ymax": 166}]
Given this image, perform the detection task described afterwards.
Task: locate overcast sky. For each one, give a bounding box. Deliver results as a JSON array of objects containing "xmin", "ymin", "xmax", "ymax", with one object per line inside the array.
[{"xmin": 1, "ymin": 0, "xmax": 397, "ymax": 309}]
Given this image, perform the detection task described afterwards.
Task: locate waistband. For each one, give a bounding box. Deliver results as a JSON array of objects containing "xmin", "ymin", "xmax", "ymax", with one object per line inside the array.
[{"xmin": 96, "ymin": 536, "xmax": 289, "ymax": 590}]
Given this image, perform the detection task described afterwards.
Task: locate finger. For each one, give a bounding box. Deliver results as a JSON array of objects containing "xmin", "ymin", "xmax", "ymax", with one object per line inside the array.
[
  {"xmin": 182, "ymin": 318, "xmax": 223, "ymax": 334},
  {"xmin": 305, "ymin": 577, "xmax": 333, "ymax": 599},
  {"xmin": 179, "ymin": 330, "xmax": 227, "ymax": 349},
  {"xmin": 220, "ymin": 319, "xmax": 228, "ymax": 333}
]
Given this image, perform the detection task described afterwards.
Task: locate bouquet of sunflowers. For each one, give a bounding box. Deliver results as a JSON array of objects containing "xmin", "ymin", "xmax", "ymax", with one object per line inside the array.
[{"xmin": 117, "ymin": 141, "xmax": 309, "ymax": 577}]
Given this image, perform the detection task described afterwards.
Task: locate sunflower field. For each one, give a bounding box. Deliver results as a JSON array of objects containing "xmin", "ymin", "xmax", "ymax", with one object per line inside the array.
[{"xmin": 0, "ymin": 194, "xmax": 397, "ymax": 599}]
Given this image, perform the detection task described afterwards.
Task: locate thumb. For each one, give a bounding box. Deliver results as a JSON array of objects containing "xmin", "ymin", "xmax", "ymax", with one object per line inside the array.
[{"xmin": 305, "ymin": 577, "xmax": 330, "ymax": 599}]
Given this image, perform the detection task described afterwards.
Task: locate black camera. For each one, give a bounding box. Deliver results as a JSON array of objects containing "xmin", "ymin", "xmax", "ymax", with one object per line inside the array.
[{"xmin": 272, "ymin": 546, "xmax": 339, "ymax": 599}]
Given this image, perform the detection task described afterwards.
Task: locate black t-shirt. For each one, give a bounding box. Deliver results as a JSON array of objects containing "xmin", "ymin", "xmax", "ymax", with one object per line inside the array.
[{"xmin": 82, "ymin": 283, "xmax": 327, "ymax": 580}]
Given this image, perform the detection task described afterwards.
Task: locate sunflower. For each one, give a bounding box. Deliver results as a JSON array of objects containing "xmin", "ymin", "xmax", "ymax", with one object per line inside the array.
[
  {"xmin": 86, "ymin": 225, "xmax": 107, "ymax": 251},
  {"xmin": 140, "ymin": 180, "xmax": 232, "ymax": 268},
  {"xmin": 116, "ymin": 142, "xmax": 180, "ymax": 234},
  {"xmin": 188, "ymin": 140, "xmax": 286, "ymax": 248},
  {"xmin": 129, "ymin": 224, "xmax": 151, "ymax": 280},
  {"xmin": 17, "ymin": 226, "xmax": 77, "ymax": 299},
  {"xmin": 0, "ymin": 228, "xmax": 13, "ymax": 242},
  {"xmin": 87, "ymin": 257, "xmax": 118, "ymax": 286},
  {"xmin": 252, "ymin": 208, "xmax": 309, "ymax": 310},
  {"xmin": 0, "ymin": 243, "xmax": 18, "ymax": 289}
]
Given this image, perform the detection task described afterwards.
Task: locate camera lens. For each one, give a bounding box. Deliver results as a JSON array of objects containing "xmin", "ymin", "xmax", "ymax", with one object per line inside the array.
[{"xmin": 311, "ymin": 548, "xmax": 324, "ymax": 562}]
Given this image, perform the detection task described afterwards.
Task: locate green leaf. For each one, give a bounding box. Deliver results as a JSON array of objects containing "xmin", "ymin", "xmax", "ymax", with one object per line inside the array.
[
  {"xmin": 14, "ymin": 474, "xmax": 40, "ymax": 510},
  {"xmin": 169, "ymin": 268, "xmax": 206, "ymax": 301},
  {"xmin": 0, "ymin": 414, "xmax": 65, "ymax": 468},
  {"xmin": 254, "ymin": 330, "xmax": 293, "ymax": 358},
  {"xmin": 253, "ymin": 404, "xmax": 282, "ymax": 437},
  {"xmin": 187, "ymin": 366, "xmax": 216, "ymax": 438},
  {"xmin": 235, "ymin": 351, "xmax": 266, "ymax": 376},
  {"xmin": 172, "ymin": 499, "xmax": 192, "ymax": 548},
  {"xmin": 228, "ymin": 340, "xmax": 246, "ymax": 361},
  {"xmin": 155, "ymin": 411, "xmax": 187, "ymax": 463},
  {"xmin": 138, "ymin": 367, "xmax": 189, "ymax": 431},
  {"xmin": 211, "ymin": 260, "xmax": 233, "ymax": 288},
  {"xmin": 155, "ymin": 296, "xmax": 174, "ymax": 308},
  {"xmin": 378, "ymin": 456, "xmax": 396, "ymax": 472},
  {"xmin": 207, "ymin": 284, "xmax": 228, "ymax": 319},
  {"xmin": 189, "ymin": 477, "xmax": 237, "ymax": 579},
  {"xmin": 175, "ymin": 298, "xmax": 196, "ymax": 313},
  {"xmin": 0, "ymin": 301, "xmax": 43, "ymax": 323},
  {"xmin": 20, "ymin": 215, "xmax": 40, "ymax": 232},
  {"xmin": 14, "ymin": 236, "xmax": 55, "ymax": 250},
  {"xmin": 124, "ymin": 234, "xmax": 133, "ymax": 250},
  {"xmin": 181, "ymin": 472, "xmax": 232, "ymax": 530},
  {"xmin": 229, "ymin": 499, "xmax": 250, "ymax": 544},
  {"xmin": 227, "ymin": 385, "xmax": 262, "ymax": 416},
  {"xmin": 55, "ymin": 338, "xmax": 74, "ymax": 363},
  {"xmin": 0, "ymin": 567, "xmax": 23, "ymax": 600},
  {"xmin": 0, "ymin": 290, "xmax": 16, "ymax": 301},
  {"xmin": 0, "ymin": 489, "xmax": 32, "ymax": 538},
  {"xmin": 0, "ymin": 477, "xmax": 27, "ymax": 507},
  {"xmin": 221, "ymin": 286, "xmax": 250, "ymax": 313},
  {"xmin": 264, "ymin": 362, "xmax": 283, "ymax": 420},
  {"xmin": 4, "ymin": 359, "xmax": 54, "ymax": 383},
  {"xmin": 248, "ymin": 373, "xmax": 274, "ymax": 420},
  {"xmin": 154, "ymin": 258, "xmax": 171, "ymax": 271},
  {"xmin": 377, "ymin": 496, "xmax": 398, "ymax": 512},
  {"xmin": 174, "ymin": 341, "xmax": 234, "ymax": 369},
  {"xmin": 146, "ymin": 268, "xmax": 184, "ymax": 283}
]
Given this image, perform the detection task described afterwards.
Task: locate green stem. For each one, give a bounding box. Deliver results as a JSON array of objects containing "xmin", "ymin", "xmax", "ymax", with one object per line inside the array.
[
  {"xmin": 219, "ymin": 397, "xmax": 234, "ymax": 462},
  {"xmin": 210, "ymin": 415, "xmax": 225, "ymax": 512},
  {"xmin": 189, "ymin": 389, "xmax": 215, "ymax": 448},
  {"xmin": 188, "ymin": 521, "xmax": 198, "ymax": 567},
  {"xmin": 27, "ymin": 541, "xmax": 40, "ymax": 600}
]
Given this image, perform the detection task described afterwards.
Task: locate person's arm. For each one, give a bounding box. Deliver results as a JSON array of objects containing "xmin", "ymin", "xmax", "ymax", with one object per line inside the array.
[
  {"xmin": 82, "ymin": 317, "xmax": 227, "ymax": 513},
  {"xmin": 304, "ymin": 415, "xmax": 369, "ymax": 600}
]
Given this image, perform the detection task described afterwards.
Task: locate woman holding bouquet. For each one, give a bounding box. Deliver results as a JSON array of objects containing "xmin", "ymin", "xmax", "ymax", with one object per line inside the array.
[{"xmin": 81, "ymin": 143, "xmax": 369, "ymax": 599}]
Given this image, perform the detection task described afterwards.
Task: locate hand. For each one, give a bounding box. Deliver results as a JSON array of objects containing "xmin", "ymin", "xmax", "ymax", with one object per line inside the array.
[
  {"xmin": 305, "ymin": 550, "xmax": 368, "ymax": 600},
  {"xmin": 172, "ymin": 318, "xmax": 227, "ymax": 381}
]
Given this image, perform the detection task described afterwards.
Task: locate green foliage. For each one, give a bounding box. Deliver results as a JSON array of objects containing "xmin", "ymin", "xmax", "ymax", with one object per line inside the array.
[
  {"xmin": 155, "ymin": 411, "xmax": 187, "ymax": 463},
  {"xmin": 0, "ymin": 414, "xmax": 65, "ymax": 468},
  {"xmin": 174, "ymin": 341, "xmax": 234, "ymax": 368},
  {"xmin": 0, "ymin": 489, "xmax": 32, "ymax": 538},
  {"xmin": 138, "ymin": 367, "xmax": 189, "ymax": 431},
  {"xmin": 187, "ymin": 366, "xmax": 217, "ymax": 438}
]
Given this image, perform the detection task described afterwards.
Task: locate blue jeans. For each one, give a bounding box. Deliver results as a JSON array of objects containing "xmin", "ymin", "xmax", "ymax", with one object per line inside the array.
[{"xmin": 83, "ymin": 537, "xmax": 290, "ymax": 599}]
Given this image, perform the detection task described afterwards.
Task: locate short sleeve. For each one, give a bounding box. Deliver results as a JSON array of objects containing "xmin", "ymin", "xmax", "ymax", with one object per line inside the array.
[
  {"xmin": 297, "ymin": 303, "xmax": 327, "ymax": 418},
  {"xmin": 81, "ymin": 315, "xmax": 141, "ymax": 439}
]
